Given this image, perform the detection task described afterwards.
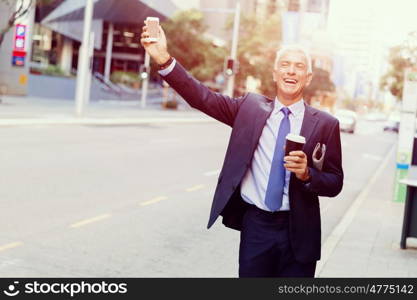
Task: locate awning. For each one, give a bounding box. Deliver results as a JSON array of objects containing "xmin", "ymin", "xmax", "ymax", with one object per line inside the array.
[
  {"xmin": 40, "ymin": 0, "xmax": 177, "ymax": 49},
  {"xmin": 44, "ymin": 0, "xmax": 175, "ymax": 24}
]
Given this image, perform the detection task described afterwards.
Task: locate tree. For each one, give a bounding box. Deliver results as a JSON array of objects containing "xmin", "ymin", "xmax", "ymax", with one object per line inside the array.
[
  {"xmin": 380, "ymin": 31, "xmax": 417, "ymax": 100},
  {"xmin": 0, "ymin": 0, "xmax": 33, "ymax": 47},
  {"xmin": 225, "ymin": 12, "xmax": 282, "ymax": 98},
  {"xmin": 304, "ymin": 67, "xmax": 335, "ymax": 104},
  {"xmin": 0, "ymin": 0, "xmax": 54, "ymax": 48},
  {"xmin": 159, "ymin": 9, "xmax": 227, "ymax": 83}
]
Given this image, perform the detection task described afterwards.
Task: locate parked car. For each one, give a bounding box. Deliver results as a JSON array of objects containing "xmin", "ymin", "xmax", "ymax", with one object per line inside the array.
[
  {"xmin": 365, "ymin": 111, "xmax": 387, "ymax": 121},
  {"xmin": 383, "ymin": 113, "xmax": 400, "ymax": 133},
  {"xmin": 334, "ymin": 109, "xmax": 357, "ymax": 134}
]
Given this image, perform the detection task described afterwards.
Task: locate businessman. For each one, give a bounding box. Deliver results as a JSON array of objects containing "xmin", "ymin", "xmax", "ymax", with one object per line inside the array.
[{"xmin": 141, "ymin": 25, "xmax": 343, "ymax": 278}]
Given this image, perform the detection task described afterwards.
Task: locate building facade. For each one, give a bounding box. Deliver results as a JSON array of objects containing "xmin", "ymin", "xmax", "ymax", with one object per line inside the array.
[
  {"xmin": 327, "ymin": 0, "xmax": 385, "ymax": 100},
  {"xmin": 32, "ymin": 0, "xmax": 177, "ymax": 81},
  {"xmin": 0, "ymin": 0, "xmax": 35, "ymax": 95}
]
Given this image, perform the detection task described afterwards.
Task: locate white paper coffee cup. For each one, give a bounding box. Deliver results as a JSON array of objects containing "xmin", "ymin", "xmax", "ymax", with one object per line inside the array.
[{"xmin": 285, "ymin": 133, "xmax": 306, "ymax": 156}]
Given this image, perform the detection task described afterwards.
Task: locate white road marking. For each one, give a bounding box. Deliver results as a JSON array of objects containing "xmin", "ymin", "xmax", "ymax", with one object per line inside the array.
[
  {"xmin": 70, "ymin": 214, "xmax": 111, "ymax": 228},
  {"xmin": 204, "ymin": 170, "xmax": 220, "ymax": 176},
  {"xmin": 320, "ymin": 201, "xmax": 333, "ymax": 215},
  {"xmin": 0, "ymin": 242, "xmax": 23, "ymax": 252},
  {"xmin": 362, "ymin": 153, "xmax": 383, "ymax": 161},
  {"xmin": 150, "ymin": 138, "xmax": 180, "ymax": 144},
  {"xmin": 316, "ymin": 144, "xmax": 395, "ymax": 277},
  {"xmin": 140, "ymin": 196, "xmax": 168, "ymax": 206},
  {"xmin": 185, "ymin": 184, "xmax": 205, "ymax": 192},
  {"xmin": 0, "ymin": 259, "xmax": 21, "ymax": 269}
]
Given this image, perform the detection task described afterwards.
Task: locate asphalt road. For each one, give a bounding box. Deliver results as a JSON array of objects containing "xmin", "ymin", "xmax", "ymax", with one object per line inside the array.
[{"xmin": 0, "ymin": 118, "xmax": 397, "ymax": 277}]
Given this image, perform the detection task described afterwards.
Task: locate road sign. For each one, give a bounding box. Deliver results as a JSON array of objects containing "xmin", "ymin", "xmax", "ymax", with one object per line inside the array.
[
  {"xmin": 12, "ymin": 24, "xmax": 27, "ymax": 67},
  {"xmin": 13, "ymin": 24, "xmax": 26, "ymax": 51},
  {"xmin": 394, "ymin": 67, "xmax": 417, "ymax": 203}
]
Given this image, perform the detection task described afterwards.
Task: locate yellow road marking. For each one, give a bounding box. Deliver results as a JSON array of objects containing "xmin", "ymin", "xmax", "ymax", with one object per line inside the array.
[
  {"xmin": 140, "ymin": 196, "xmax": 168, "ymax": 206},
  {"xmin": 70, "ymin": 214, "xmax": 111, "ymax": 228},
  {"xmin": 0, "ymin": 242, "xmax": 23, "ymax": 252},
  {"xmin": 204, "ymin": 170, "xmax": 220, "ymax": 176},
  {"xmin": 185, "ymin": 184, "xmax": 205, "ymax": 192}
]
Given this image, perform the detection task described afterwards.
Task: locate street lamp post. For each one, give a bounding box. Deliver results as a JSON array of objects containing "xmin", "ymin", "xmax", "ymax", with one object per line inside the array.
[
  {"xmin": 84, "ymin": 31, "xmax": 95, "ymax": 107},
  {"xmin": 226, "ymin": 0, "xmax": 240, "ymax": 97},
  {"xmin": 141, "ymin": 51, "xmax": 150, "ymax": 108},
  {"xmin": 200, "ymin": 1, "xmax": 241, "ymax": 97},
  {"xmin": 75, "ymin": 0, "xmax": 94, "ymax": 117},
  {"xmin": 104, "ymin": 22, "xmax": 114, "ymax": 82}
]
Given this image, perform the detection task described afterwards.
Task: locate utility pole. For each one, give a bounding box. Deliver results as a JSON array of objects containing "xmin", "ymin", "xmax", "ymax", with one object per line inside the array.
[
  {"xmin": 75, "ymin": 0, "xmax": 94, "ymax": 117},
  {"xmin": 84, "ymin": 31, "xmax": 95, "ymax": 107},
  {"xmin": 104, "ymin": 22, "xmax": 113, "ymax": 82},
  {"xmin": 140, "ymin": 51, "xmax": 150, "ymax": 108},
  {"xmin": 226, "ymin": 0, "xmax": 240, "ymax": 97}
]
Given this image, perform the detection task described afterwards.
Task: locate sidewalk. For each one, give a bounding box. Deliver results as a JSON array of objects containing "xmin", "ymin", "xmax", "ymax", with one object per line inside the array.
[
  {"xmin": 317, "ymin": 144, "xmax": 417, "ymax": 277},
  {"xmin": 0, "ymin": 95, "xmax": 213, "ymax": 126}
]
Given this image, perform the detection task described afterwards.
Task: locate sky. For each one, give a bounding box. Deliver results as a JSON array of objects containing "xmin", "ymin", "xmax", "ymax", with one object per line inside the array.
[
  {"xmin": 376, "ymin": 0, "xmax": 417, "ymax": 46},
  {"xmin": 328, "ymin": 0, "xmax": 416, "ymax": 47},
  {"xmin": 171, "ymin": 0, "xmax": 200, "ymax": 10}
]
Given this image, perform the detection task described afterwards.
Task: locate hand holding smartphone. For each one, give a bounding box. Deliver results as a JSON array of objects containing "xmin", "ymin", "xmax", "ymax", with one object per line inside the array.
[
  {"xmin": 141, "ymin": 17, "xmax": 170, "ymax": 65},
  {"xmin": 145, "ymin": 17, "xmax": 159, "ymax": 42}
]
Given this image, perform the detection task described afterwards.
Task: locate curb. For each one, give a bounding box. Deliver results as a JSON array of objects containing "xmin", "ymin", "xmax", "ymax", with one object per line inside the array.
[{"xmin": 0, "ymin": 117, "xmax": 214, "ymax": 126}]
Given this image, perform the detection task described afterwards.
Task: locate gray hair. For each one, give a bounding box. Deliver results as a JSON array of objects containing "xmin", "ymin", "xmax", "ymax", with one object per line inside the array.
[{"xmin": 274, "ymin": 44, "xmax": 313, "ymax": 73}]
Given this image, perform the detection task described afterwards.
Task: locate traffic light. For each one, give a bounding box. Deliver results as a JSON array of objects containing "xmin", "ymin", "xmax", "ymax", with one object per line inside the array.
[
  {"xmin": 225, "ymin": 58, "xmax": 235, "ymax": 76},
  {"xmin": 288, "ymin": 0, "xmax": 300, "ymax": 11},
  {"xmin": 139, "ymin": 65, "xmax": 149, "ymax": 80},
  {"xmin": 307, "ymin": 0, "xmax": 321, "ymax": 13}
]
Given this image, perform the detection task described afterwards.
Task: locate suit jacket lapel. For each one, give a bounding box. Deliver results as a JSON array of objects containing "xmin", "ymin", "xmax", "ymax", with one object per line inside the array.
[
  {"xmin": 300, "ymin": 103, "xmax": 319, "ymax": 148},
  {"xmin": 289, "ymin": 103, "xmax": 319, "ymax": 197},
  {"xmin": 251, "ymin": 99, "xmax": 274, "ymax": 150}
]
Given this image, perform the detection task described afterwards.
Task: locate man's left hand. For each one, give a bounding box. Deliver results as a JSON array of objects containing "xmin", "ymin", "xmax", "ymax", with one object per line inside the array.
[{"xmin": 284, "ymin": 151, "xmax": 310, "ymax": 181}]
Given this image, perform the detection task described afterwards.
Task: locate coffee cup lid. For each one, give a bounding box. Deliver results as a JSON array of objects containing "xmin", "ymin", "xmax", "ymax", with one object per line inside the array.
[{"xmin": 286, "ymin": 133, "xmax": 306, "ymax": 144}]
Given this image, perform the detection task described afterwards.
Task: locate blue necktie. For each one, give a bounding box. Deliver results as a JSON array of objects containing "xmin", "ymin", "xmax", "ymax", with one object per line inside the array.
[{"xmin": 264, "ymin": 107, "xmax": 291, "ymax": 211}]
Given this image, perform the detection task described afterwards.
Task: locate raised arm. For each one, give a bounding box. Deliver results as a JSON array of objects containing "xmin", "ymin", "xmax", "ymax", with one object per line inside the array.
[{"xmin": 140, "ymin": 23, "xmax": 244, "ymax": 127}]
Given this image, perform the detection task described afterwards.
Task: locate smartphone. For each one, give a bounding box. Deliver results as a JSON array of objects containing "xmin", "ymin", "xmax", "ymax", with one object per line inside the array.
[{"xmin": 145, "ymin": 17, "xmax": 159, "ymax": 42}]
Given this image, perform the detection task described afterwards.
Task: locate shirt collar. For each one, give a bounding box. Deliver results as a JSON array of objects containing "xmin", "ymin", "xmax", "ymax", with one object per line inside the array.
[{"xmin": 274, "ymin": 97, "xmax": 305, "ymax": 117}]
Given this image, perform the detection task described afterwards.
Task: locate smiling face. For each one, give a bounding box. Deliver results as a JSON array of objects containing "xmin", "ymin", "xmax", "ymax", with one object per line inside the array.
[{"xmin": 272, "ymin": 49, "xmax": 312, "ymax": 105}]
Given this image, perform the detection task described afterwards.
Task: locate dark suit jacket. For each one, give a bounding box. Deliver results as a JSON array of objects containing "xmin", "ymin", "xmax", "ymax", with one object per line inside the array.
[{"xmin": 162, "ymin": 62, "xmax": 344, "ymax": 263}]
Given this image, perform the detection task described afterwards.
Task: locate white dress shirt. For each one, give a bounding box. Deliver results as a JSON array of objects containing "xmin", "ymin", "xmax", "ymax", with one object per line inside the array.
[
  {"xmin": 158, "ymin": 58, "xmax": 177, "ymax": 76},
  {"xmin": 240, "ymin": 99, "xmax": 305, "ymax": 211}
]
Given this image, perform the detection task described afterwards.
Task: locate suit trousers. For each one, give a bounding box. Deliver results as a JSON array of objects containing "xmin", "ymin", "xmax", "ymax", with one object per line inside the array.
[{"xmin": 239, "ymin": 205, "xmax": 316, "ymax": 277}]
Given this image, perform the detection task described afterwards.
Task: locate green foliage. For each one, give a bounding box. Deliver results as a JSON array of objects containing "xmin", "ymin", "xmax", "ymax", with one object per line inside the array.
[
  {"xmin": 30, "ymin": 64, "xmax": 68, "ymax": 77},
  {"xmin": 225, "ymin": 13, "xmax": 282, "ymax": 97},
  {"xmin": 158, "ymin": 9, "xmax": 282, "ymax": 96},
  {"xmin": 304, "ymin": 67, "xmax": 335, "ymax": 104},
  {"xmin": 160, "ymin": 9, "xmax": 227, "ymax": 82},
  {"xmin": 340, "ymin": 97, "xmax": 357, "ymax": 111},
  {"xmin": 380, "ymin": 31, "xmax": 417, "ymax": 100},
  {"xmin": 340, "ymin": 97, "xmax": 384, "ymax": 112},
  {"xmin": 42, "ymin": 64, "xmax": 65, "ymax": 76},
  {"xmin": 110, "ymin": 71, "xmax": 140, "ymax": 86}
]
